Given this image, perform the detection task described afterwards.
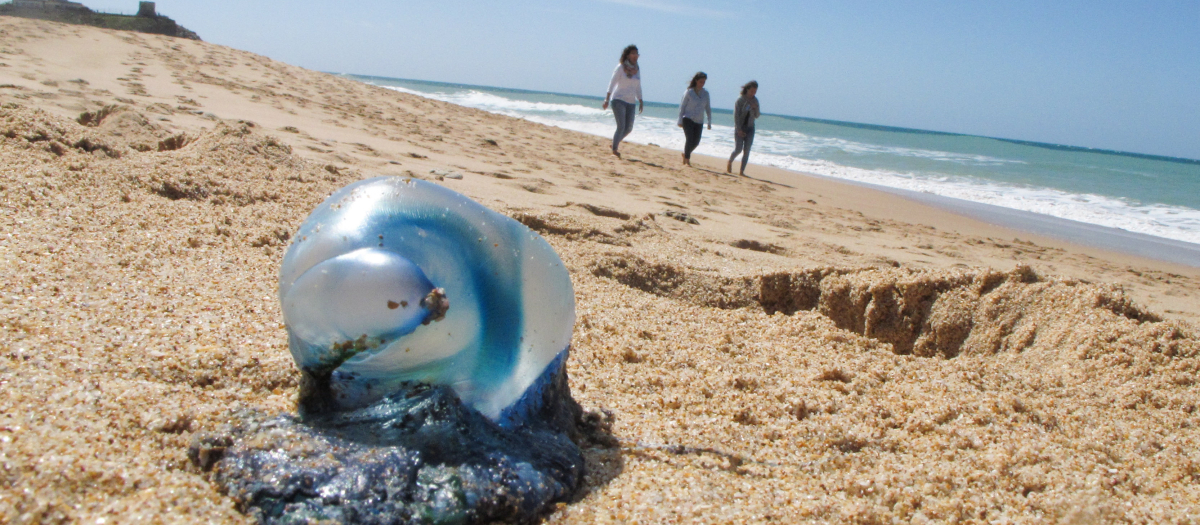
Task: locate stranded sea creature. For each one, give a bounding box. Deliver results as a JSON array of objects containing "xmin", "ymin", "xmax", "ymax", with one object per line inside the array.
[
  {"xmin": 191, "ymin": 177, "xmax": 588, "ymax": 524},
  {"xmin": 278, "ymin": 176, "xmax": 576, "ymax": 422}
]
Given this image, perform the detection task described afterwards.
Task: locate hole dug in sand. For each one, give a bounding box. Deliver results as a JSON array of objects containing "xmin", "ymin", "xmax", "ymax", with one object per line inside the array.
[{"xmin": 591, "ymin": 256, "xmax": 1171, "ymax": 359}]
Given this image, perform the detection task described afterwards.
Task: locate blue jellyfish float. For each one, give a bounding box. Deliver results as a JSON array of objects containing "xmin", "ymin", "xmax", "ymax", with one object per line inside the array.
[{"xmin": 191, "ymin": 177, "xmax": 588, "ymax": 524}]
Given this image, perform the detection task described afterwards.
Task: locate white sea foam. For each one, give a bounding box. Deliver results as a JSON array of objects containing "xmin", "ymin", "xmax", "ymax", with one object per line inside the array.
[
  {"xmin": 376, "ymin": 83, "xmax": 1200, "ymax": 246},
  {"xmin": 750, "ymin": 129, "xmax": 1022, "ymax": 166},
  {"xmin": 384, "ymin": 86, "xmax": 610, "ymax": 118},
  {"xmin": 756, "ymin": 155, "xmax": 1200, "ymax": 244}
]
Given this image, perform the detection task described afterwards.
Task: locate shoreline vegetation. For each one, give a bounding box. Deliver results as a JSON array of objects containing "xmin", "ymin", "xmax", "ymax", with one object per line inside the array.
[{"xmin": 3, "ymin": 17, "xmax": 1200, "ymax": 523}]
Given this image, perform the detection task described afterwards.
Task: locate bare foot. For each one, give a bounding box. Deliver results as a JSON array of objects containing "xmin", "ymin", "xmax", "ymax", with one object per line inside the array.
[
  {"xmin": 612, "ymin": 149, "xmax": 622, "ymax": 158},
  {"xmin": 726, "ymin": 160, "xmax": 732, "ymax": 173},
  {"xmin": 682, "ymin": 153, "xmax": 687, "ymax": 165}
]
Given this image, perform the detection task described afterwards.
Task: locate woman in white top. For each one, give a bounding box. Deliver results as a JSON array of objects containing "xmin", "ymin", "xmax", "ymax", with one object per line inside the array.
[
  {"xmin": 676, "ymin": 72, "xmax": 712, "ymax": 166},
  {"xmin": 602, "ymin": 44, "xmax": 643, "ymax": 158}
]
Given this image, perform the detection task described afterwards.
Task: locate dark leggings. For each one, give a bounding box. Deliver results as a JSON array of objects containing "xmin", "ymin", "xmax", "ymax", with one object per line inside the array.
[
  {"xmin": 681, "ymin": 118, "xmax": 703, "ymax": 160},
  {"xmin": 729, "ymin": 127, "xmax": 755, "ymax": 173}
]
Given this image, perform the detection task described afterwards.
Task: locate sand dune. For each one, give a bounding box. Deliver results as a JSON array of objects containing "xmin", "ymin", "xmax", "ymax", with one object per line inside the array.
[{"xmin": 2, "ymin": 17, "xmax": 1199, "ymax": 523}]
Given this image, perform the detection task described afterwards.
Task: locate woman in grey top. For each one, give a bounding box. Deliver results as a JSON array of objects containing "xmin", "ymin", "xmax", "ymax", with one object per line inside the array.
[
  {"xmin": 677, "ymin": 72, "xmax": 711, "ymax": 166},
  {"xmin": 727, "ymin": 80, "xmax": 760, "ymax": 175}
]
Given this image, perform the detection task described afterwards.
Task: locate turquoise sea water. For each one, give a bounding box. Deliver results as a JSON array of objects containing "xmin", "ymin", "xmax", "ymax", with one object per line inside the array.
[{"xmin": 345, "ymin": 74, "xmax": 1200, "ymax": 247}]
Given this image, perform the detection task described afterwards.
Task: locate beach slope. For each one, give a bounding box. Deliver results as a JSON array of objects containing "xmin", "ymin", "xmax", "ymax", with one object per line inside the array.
[{"xmin": 2, "ymin": 17, "xmax": 1199, "ymax": 523}]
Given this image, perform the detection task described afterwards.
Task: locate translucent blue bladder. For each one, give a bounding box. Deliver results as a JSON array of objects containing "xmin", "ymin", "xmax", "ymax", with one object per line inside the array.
[{"xmin": 279, "ymin": 176, "xmax": 576, "ymax": 424}]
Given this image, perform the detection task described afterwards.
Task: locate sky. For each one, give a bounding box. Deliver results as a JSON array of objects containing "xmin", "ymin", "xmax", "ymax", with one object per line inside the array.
[{"xmin": 82, "ymin": 0, "xmax": 1200, "ymax": 160}]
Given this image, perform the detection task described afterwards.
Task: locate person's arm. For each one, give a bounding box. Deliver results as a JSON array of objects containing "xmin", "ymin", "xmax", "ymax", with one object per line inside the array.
[
  {"xmin": 678, "ymin": 91, "xmax": 688, "ymax": 127},
  {"xmin": 603, "ymin": 66, "xmax": 619, "ymax": 109},
  {"xmin": 750, "ymin": 97, "xmax": 761, "ymax": 119},
  {"xmin": 637, "ymin": 78, "xmax": 644, "ymax": 114},
  {"xmin": 704, "ymin": 91, "xmax": 712, "ymax": 129},
  {"xmin": 733, "ymin": 98, "xmax": 743, "ymax": 135}
]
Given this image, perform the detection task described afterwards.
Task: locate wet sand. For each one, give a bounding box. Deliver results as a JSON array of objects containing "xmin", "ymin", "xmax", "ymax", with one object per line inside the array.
[{"xmin": 2, "ymin": 17, "xmax": 1199, "ymax": 523}]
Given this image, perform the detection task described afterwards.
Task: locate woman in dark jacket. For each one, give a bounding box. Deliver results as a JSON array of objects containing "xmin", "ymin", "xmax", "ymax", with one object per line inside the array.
[{"xmin": 727, "ymin": 80, "xmax": 760, "ymax": 175}]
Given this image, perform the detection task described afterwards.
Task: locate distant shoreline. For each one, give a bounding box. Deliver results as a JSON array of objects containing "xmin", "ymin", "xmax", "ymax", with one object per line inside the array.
[
  {"xmin": 344, "ymin": 73, "xmax": 1200, "ymax": 258},
  {"xmin": 342, "ymin": 73, "xmax": 1200, "ymax": 165}
]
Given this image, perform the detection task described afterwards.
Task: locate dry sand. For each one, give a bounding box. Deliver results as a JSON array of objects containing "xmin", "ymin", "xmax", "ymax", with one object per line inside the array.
[{"xmin": 2, "ymin": 17, "xmax": 1199, "ymax": 523}]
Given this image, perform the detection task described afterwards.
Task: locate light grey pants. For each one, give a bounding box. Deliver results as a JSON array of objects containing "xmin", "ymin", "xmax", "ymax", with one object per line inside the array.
[
  {"xmin": 611, "ymin": 99, "xmax": 636, "ymax": 151},
  {"xmin": 729, "ymin": 127, "xmax": 755, "ymax": 173}
]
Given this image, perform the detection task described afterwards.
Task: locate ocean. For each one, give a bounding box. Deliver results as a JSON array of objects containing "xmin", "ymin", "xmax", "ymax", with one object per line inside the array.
[{"xmin": 344, "ymin": 74, "xmax": 1200, "ymax": 253}]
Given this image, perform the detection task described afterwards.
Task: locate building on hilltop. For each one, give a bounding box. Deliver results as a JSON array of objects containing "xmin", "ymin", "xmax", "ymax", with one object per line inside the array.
[
  {"xmin": 11, "ymin": 0, "xmax": 87, "ymax": 10},
  {"xmin": 0, "ymin": 0, "xmax": 200, "ymax": 40},
  {"xmin": 8, "ymin": 0, "xmax": 161, "ymax": 17}
]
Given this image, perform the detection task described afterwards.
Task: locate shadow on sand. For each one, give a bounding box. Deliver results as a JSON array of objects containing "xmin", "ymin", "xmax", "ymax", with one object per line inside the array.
[{"xmin": 687, "ymin": 165, "xmax": 795, "ymax": 188}]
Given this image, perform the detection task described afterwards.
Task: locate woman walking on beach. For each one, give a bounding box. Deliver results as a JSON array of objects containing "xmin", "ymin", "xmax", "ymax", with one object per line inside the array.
[
  {"xmin": 602, "ymin": 45, "xmax": 643, "ymax": 158},
  {"xmin": 677, "ymin": 72, "xmax": 711, "ymax": 166},
  {"xmin": 727, "ymin": 80, "xmax": 760, "ymax": 175}
]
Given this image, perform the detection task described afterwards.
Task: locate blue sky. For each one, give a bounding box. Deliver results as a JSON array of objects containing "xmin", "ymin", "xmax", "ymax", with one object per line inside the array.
[{"xmin": 85, "ymin": 0, "xmax": 1199, "ymax": 160}]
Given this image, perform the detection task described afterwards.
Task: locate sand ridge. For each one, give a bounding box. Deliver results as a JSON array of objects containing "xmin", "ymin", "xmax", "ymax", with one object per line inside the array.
[{"xmin": 2, "ymin": 17, "xmax": 1200, "ymax": 523}]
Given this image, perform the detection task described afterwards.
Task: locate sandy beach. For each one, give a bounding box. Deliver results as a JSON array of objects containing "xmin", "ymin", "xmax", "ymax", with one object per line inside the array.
[{"xmin": 2, "ymin": 17, "xmax": 1199, "ymax": 523}]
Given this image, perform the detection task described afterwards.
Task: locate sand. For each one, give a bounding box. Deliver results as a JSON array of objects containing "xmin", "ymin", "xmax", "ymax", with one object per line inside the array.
[{"xmin": 2, "ymin": 17, "xmax": 1199, "ymax": 523}]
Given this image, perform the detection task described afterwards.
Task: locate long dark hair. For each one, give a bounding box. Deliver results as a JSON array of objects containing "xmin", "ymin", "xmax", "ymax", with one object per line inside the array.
[
  {"xmin": 688, "ymin": 72, "xmax": 707, "ymax": 90},
  {"xmin": 619, "ymin": 45, "xmax": 639, "ymax": 64},
  {"xmin": 740, "ymin": 80, "xmax": 759, "ymax": 96}
]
